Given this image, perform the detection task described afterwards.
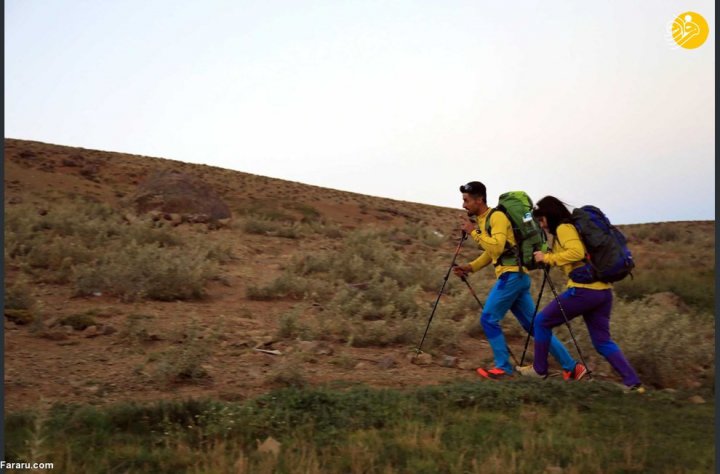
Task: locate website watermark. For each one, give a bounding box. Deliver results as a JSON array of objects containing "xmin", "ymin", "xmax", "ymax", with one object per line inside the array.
[
  {"xmin": 666, "ymin": 11, "xmax": 709, "ymax": 50},
  {"xmin": 0, "ymin": 461, "xmax": 54, "ymax": 470}
]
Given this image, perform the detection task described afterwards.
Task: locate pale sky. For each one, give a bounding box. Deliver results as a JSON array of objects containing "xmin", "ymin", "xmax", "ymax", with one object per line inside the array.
[{"xmin": 5, "ymin": 1, "xmax": 715, "ymax": 224}]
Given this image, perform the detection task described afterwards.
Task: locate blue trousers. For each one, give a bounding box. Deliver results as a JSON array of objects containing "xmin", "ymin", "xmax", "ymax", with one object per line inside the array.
[
  {"xmin": 533, "ymin": 287, "xmax": 640, "ymax": 386},
  {"xmin": 481, "ymin": 272, "xmax": 577, "ymax": 373}
]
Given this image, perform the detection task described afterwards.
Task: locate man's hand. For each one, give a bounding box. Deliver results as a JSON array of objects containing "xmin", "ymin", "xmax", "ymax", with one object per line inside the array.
[
  {"xmin": 459, "ymin": 216, "xmax": 477, "ymax": 235},
  {"xmin": 533, "ymin": 251, "xmax": 546, "ymax": 263},
  {"xmin": 453, "ymin": 264, "xmax": 472, "ymax": 278}
]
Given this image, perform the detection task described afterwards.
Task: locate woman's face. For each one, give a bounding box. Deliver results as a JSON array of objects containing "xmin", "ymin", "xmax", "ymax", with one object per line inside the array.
[{"xmin": 537, "ymin": 215, "xmax": 548, "ymax": 231}]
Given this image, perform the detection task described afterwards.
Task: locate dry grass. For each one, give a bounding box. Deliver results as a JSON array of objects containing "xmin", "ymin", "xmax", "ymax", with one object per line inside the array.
[
  {"xmin": 611, "ymin": 299, "xmax": 715, "ymax": 389},
  {"xmin": 151, "ymin": 320, "xmax": 218, "ymax": 387},
  {"xmin": 5, "ymin": 199, "xmax": 227, "ymax": 302}
]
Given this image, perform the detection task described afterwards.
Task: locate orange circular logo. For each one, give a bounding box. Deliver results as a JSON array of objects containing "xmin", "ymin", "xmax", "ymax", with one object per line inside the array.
[{"xmin": 672, "ymin": 12, "xmax": 709, "ymax": 49}]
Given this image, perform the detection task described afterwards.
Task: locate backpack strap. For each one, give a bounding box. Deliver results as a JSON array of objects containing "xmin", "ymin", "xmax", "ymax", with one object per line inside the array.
[{"xmin": 486, "ymin": 208, "xmax": 520, "ymax": 268}]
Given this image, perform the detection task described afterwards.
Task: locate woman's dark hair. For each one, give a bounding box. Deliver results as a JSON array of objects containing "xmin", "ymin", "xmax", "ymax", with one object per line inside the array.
[{"xmin": 532, "ymin": 196, "xmax": 572, "ymax": 236}]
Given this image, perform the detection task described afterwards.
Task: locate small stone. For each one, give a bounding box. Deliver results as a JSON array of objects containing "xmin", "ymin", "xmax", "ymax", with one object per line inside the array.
[
  {"xmin": 83, "ymin": 326, "xmax": 99, "ymax": 338},
  {"xmin": 441, "ymin": 356, "xmax": 459, "ymax": 368},
  {"xmin": 45, "ymin": 317, "xmax": 61, "ymax": 328},
  {"xmin": 169, "ymin": 213, "xmax": 183, "ymax": 226},
  {"xmin": 297, "ymin": 341, "xmax": 317, "ymax": 353},
  {"xmin": 377, "ymin": 356, "xmax": 397, "ymax": 369},
  {"xmin": 413, "ymin": 353, "xmax": 433, "ymax": 366},
  {"xmin": 315, "ymin": 343, "xmax": 334, "ymax": 356},
  {"xmin": 457, "ymin": 360, "xmax": 475, "ymax": 370},
  {"xmin": 102, "ymin": 325, "xmax": 117, "ymax": 336},
  {"xmin": 42, "ymin": 330, "xmax": 69, "ymax": 341},
  {"xmin": 257, "ymin": 436, "xmax": 281, "ymax": 456},
  {"xmin": 5, "ymin": 309, "xmax": 34, "ymax": 325},
  {"xmin": 57, "ymin": 341, "xmax": 80, "ymax": 346},
  {"xmin": 688, "ymin": 395, "xmax": 706, "ymax": 404}
]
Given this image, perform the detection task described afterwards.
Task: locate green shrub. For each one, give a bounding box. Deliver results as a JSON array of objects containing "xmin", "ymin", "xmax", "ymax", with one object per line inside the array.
[
  {"xmin": 268, "ymin": 362, "xmax": 308, "ymax": 388},
  {"xmin": 611, "ymin": 300, "xmax": 714, "ymax": 389},
  {"xmin": 290, "ymin": 203, "xmax": 322, "ymax": 222},
  {"xmin": 242, "ymin": 217, "xmax": 301, "ymax": 238},
  {"xmin": 59, "ymin": 313, "xmax": 98, "ymax": 331},
  {"xmin": 152, "ymin": 322, "xmax": 215, "ymax": 386},
  {"xmin": 5, "ymin": 200, "xmax": 225, "ymax": 302},
  {"xmin": 276, "ymin": 307, "xmax": 311, "ymax": 339},
  {"xmin": 118, "ymin": 314, "xmax": 157, "ymax": 347},
  {"xmin": 246, "ymin": 274, "xmax": 332, "ymax": 301},
  {"xmin": 74, "ymin": 242, "xmax": 218, "ymax": 302},
  {"xmin": 4, "ymin": 383, "xmax": 713, "ymax": 473},
  {"xmin": 4, "ymin": 279, "xmax": 36, "ymax": 310},
  {"xmin": 614, "ymin": 267, "xmax": 714, "ymax": 312},
  {"xmin": 347, "ymin": 319, "xmax": 418, "ymax": 347}
]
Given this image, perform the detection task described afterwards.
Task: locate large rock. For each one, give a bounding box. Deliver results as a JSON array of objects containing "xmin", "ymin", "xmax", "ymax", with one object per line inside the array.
[{"xmin": 130, "ymin": 170, "xmax": 231, "ymax": 222}]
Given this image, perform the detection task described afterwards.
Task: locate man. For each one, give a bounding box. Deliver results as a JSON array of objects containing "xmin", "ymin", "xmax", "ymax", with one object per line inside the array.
[{"xmin": 453, "ymin": 181, "xmax": 586, "ymax": 380}]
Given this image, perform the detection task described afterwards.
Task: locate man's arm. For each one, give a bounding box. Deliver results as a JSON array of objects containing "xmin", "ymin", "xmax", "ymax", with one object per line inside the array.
[{"xmin": 470, "ymin": 211, "xmax": 510, "ymax": 260}]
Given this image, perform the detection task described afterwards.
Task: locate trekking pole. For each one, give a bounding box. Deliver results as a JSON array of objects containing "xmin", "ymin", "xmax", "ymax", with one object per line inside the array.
[
  {"xmin": 458, "ymin": 274, "xmax": 521, "ymax": 367},
  {"xmin": 520, "ymin": 271, "xmax": 547, "ymax": 366},
  {"xmin": 458, "ymin": 274, "xmax": 483, "ymax": 310},
  {"xmin": 415, "ymin": 231, "xmax": 467, "ymax": 355},
  {"xmin": 541, "ymin": 265, "xmax": 593, "ymax": 379}
]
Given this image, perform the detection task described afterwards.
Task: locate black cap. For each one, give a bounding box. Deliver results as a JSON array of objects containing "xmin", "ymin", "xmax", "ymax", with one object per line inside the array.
[{"xmin": 459, "ymin": 181, "xmax": 486, "ymax": 198}]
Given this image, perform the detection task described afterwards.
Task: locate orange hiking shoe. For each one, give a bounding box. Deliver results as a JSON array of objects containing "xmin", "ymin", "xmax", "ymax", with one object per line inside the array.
[
  {"xmin": 562, "ymin": 363, "xmax": 588, "ymax": 381},
  {"xmin": 476, "ymin": 367, "xmax": 511, "ymax": 380}
]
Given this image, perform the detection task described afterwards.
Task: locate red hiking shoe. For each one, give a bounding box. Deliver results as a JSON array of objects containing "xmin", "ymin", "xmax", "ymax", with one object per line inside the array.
[
  {"xmin": 476, "ymin": 367, "xmax": 511, "ymax": 380},
  {"xmin": 562, "ymin": 363, "xmax": 588, "ymax": 381}
]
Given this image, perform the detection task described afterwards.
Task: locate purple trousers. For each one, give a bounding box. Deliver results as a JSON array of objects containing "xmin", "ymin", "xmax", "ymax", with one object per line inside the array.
[{"xmin": 533, "ymin": 287, "xmax": 641, "ymax": 387}]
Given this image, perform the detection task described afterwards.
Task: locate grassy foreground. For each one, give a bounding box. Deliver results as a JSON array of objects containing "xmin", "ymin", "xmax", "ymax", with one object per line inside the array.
[{"xmin": 5, "ymin": 380, "xmax": 714, "ymax": 473}]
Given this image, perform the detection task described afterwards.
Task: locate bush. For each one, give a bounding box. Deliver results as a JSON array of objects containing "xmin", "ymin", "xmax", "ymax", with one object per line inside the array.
[
  {"xmin": 246, "ymin": 274, "xmax": 332, "ymax": 301},
  {"xmin": 5, "ymin": 200, "xmax": 226, "ymax": 302},
  {"xmin": 347, "ymin": 319, "xmax": 418, "ymax": 347},
  {"xmin": 611, "ymin": 300, "xmax": 714, "ymax": 389},
  {"xmin": 152, "ymin": 322, "xmax": 215, "ymax": 386},
  {"xmin": 59, "ymin": 313, "xmax": 98, "ymax": 331},
  {"xmin": 268, "ymin": 361, "xmax": 309, "ymax": 388},
  {"xmin": 242, "ymin": 217, "xmax": 303, "ymax": 238},
  {"xmin": 74, "ymin": 242, "xmax": 218, "ymax": 302},
  {"xmin": 4, "ymin": 279, "xmax": 36, "ymax": 310},
  {"xmin": 249, "ymin": 229, "xmax": 477, "ymax": 347},
  {"xmin": 5, "ymin": 383, "xmax": 713, "ymax": 473},
  {"xmin": 276, "ymin": 307, "xmax": 311, "ymax": 340},
  {"xmin": 614, "ymin": 267, "xmax": 714, "ymax": 312}
]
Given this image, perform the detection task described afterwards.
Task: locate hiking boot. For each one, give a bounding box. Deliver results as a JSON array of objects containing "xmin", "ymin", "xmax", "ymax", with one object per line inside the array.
[
  {"xmin": 562, "ymin": 363, "xmax": 588, "ymax": 381},
  {"xmin": 515, "ymin": 365, "xmax": 548, "ymax": 379},
  {"xmin": 476, "ymin": 367, "xmax": 511, "ymax": 380},
  {"xmin": 624, "ymin": 383, "xmax": 646, "ymax": 394}
]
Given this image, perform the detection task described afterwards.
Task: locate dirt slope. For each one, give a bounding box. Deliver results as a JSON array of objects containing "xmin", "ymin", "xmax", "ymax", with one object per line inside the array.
[{"xmin": 3, "ymin": 138, "xmax": 712, "ymax": 411}]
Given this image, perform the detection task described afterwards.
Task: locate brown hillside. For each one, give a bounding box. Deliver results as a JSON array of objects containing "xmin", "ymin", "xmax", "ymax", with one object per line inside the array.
[{"xmin": 4, "ymin": 138, "xmax": 714, "ymax": 411}]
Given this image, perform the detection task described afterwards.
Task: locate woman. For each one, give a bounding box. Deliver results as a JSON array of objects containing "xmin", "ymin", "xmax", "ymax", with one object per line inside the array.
[{"xmin": 517, "ymin": 196, "xmax": 644, "ymax": 393}]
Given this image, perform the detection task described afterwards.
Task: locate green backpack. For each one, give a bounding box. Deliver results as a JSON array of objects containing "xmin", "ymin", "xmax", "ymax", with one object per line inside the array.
[{"xmin": 485, "ymin": 191, "xmax": 547, "ymax": 271}]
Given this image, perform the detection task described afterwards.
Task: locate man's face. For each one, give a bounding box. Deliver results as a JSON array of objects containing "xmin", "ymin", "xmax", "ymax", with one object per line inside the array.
[{"xmin": 462, "ymin": 193, "xmax": 484, "ymax": 216}]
